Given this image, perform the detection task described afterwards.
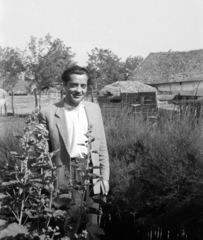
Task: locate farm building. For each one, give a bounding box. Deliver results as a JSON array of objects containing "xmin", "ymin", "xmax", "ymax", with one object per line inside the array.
[
  {"xmin": 98, "ymin": 81, "xmax": 157, "ymax": 115},
  {"xmin": 130, "ymin": 49, "xmax": 203, "ymax": 98}
]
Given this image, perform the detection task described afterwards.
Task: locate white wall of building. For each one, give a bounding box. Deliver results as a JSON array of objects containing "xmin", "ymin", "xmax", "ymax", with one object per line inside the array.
[{"xmin": 153, "ymin": 81, "xmax": 203, "ymax": 96}]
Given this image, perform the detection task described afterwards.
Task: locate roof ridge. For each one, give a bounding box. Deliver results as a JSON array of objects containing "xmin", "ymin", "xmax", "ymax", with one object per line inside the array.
[{"xmin": 150, "ymin": 49, "xmax": 203, "ymax": 55}]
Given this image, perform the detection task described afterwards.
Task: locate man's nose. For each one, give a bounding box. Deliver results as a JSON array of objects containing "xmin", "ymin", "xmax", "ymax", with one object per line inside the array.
[{"xmin": 75, "ymin": 86, "xmax": 82, "ymax": 92}]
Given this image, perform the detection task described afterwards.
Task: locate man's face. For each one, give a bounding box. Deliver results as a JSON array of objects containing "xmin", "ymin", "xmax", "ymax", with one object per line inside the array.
[{"xmin": 64, "ymin": 74, "xmax": 88, "ymax": 107}]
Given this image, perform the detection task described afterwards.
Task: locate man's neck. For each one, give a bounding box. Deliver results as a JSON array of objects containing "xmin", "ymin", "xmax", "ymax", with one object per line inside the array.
[
  {"xmin": 64, "ymin": 97, "xmax": 79, "ymax": 107},
  {"xmin": 63, "ymin": 98, "xmax": 84, "ymax": 111}
]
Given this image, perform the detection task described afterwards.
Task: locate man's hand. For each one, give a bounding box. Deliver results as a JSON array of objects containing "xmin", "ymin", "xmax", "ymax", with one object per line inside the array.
[{"xmin": 103, "ymin": 180, "xmax": 109, "ymax": 195}]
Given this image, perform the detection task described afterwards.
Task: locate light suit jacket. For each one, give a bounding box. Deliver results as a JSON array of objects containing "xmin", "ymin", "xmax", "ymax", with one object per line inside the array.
[{"xmin": 39, "ymin": 100, "xmax": 109, "ymax": 194}]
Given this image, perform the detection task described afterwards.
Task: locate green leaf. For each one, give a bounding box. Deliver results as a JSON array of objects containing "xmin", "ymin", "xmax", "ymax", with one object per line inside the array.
[
  {"xmin": 10, "ymin": 151, "xmax": 18, "ymax": 155},
  {"xmin": 1, "ymin": 180, "xmax": 18, "ymax": 186},
  {"xmin": 53, "ymin": 209, "xmax": 66, "ymax": 217},
  {"xmin": 13, "ymin": 155, "xmax": 25, "ymax": 160},
  {"xmin": 17, "ymin": 182, "xmax": 33, "ymax": 190},
  {"xmin": 86, "ymin": 223, "xmax": 105, "ymax": 240},
  {"xmin": 49, "ymin": 149, "xmax": 60, "ymax": 157},
  {"xmin": 66, "ymin": 205, "xmax": 83, "ymax": 220},
  {"xmin": 0, "ymin": 219, "xmax": 7, "ymax": 227},
  {"xmin": 39, "ymin": 234, "xmax": 46, "ymax": 240},
  {"xmin": 52, "ymin": 195, "xmax": 72, "ymax": 208},
  {"xmin": 24, "ymin": 209, "xmax": 38, "ymax": 219},
  {"xmin": 53, "ymin": 232, "xmax": 61, "ymax": 236},
  {"xmin": 89, "ymin": 138, "xmax": 95, "ymax": 144},
  {"xmin": 0, "ymin": 193, "xmax": 6, "ymax": 199},
  {"xmin": 0, "ymin": 196, "xmax": 12, "ymax": 207},
  {"xmin": 0, "ymin": 223, "xmax": 29, "ymax": 238}
]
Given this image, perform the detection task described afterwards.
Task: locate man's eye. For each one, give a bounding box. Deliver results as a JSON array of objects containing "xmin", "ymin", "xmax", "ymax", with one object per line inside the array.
[{"xmin": 81, "ymin": 85, "xmax": 87, "ymax": 89}]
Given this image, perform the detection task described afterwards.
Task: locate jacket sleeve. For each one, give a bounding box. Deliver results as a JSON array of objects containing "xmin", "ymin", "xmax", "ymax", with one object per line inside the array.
[{"xmin": 97, "ymin": 105, "xmax": 110, "ymax": 181}]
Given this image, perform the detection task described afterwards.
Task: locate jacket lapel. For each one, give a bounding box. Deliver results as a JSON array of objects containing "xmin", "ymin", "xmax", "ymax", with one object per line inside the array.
[
  {"xmin": 84, "ymin": 101, "xmax": 93, "ymax": 130},
  {"xmin": 55, "ymin": 101, "xmax": 70, "ymax": 153}
]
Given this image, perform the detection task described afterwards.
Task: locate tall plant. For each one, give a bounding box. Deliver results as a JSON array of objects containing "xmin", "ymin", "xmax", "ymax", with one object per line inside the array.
[{"xmin": 0, "ymin": 111, "xmax": 105, "ymax": 239}]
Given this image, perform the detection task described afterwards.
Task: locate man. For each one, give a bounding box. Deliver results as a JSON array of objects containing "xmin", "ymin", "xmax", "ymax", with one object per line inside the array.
[{"xmin": 39, "ymin": 65, "xmax": 109, "ymax": 223}]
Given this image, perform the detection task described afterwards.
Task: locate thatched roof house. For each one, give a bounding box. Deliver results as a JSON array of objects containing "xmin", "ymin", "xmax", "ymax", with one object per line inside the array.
[
  {"xmin": 98, "ymin": 81, "xmax": 157, "ymax": 115},
  {"xmin": 131, "ymin": 49, "xmax": 203, "ymax": 84},
  {"xmin": 99, "ymin": 81, "xmax": 157, "ymax": 97}
]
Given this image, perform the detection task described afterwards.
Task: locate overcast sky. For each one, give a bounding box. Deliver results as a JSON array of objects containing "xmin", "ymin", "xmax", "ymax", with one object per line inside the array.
[{"xmin": 0, "ymin": 0, "xmax": 203, "ymax": 65}]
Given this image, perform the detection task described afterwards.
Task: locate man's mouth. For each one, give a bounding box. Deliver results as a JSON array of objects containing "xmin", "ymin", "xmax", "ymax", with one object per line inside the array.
[{"xmin": 73, "ymin": 95, "xmax": 82, "ymax": 98}]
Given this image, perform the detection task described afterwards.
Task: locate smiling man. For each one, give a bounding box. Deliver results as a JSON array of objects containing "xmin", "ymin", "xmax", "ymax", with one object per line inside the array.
[{"xmin": 39, "ymin": 65, "xmax": 110, "ymax": 224}]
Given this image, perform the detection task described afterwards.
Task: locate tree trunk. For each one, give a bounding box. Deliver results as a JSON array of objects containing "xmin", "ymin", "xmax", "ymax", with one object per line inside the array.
[
  {"xmin": 60, "ymin": 89, "xmax": 63, "ymax": 100},
  {"xmin": 39, "ymin": 90, "xmax": 41, "ymax": 110},
  {"xmin": 11, "ymin": 89, "xmax": 15, "ymax": 116},
  {"xmin": 90, "ymin": 86, "xmax": 94, "ymax": 103},
  {"xmin": 33, "ymin": 88, "xmax": 38, "ymax": 108}
]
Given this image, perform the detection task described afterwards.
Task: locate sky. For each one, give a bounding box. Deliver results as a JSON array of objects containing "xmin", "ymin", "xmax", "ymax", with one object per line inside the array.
[{"xmin": 0, "ymin": 0, "xmax": 203, "ymax": 65}]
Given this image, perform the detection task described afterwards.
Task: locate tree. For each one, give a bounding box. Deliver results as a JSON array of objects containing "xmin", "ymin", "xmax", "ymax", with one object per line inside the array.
[
  {"xmin": 87, "ymin": 48, "xmax": 122, "ymax": 90},
  {"xmin": 0, "ymin": 47, "xmax": 24, "ymax": 115},
  {"xmin": 87, "ymin": 48, "xmax": 143, "ymax": 90},
  {"xmin": 120, "ymin": 56, "xmax": 143, "ymax": 80},
  {"xmin": 24, "ymin": 34, "xmax": 75, "ymax": 108}
]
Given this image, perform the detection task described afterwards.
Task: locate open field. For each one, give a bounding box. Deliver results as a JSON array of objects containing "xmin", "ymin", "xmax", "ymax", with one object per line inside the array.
[
  {"xmin": 5, "ymin": 94, "xmax": 61, "ymax": 115},
  {"xmin": 0, "ymin": 95, "xmax": 60, "ymax": 140}
]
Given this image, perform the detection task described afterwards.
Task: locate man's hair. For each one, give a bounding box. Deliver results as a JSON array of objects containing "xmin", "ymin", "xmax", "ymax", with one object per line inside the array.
[{"xmin": 61, "ymin": 65, "xmax": 91, "ymax": 85}]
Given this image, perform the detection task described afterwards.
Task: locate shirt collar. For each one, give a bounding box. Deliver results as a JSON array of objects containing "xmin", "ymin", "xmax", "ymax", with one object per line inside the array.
[{"xmin": 63, "ymin": 99, "xmax": 85, "ymax": 112}]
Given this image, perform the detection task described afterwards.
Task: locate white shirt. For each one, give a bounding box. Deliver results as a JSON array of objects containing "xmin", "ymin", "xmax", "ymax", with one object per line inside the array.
[{"xmin": 64, "ymin": 101, "xmax": 88, "ymax": 158}]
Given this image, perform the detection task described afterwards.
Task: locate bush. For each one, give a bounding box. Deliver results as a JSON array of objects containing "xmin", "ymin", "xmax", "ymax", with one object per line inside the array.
[{"xmin": 105, "ymin": 111, "xmax": 203, "ymax": 230}]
